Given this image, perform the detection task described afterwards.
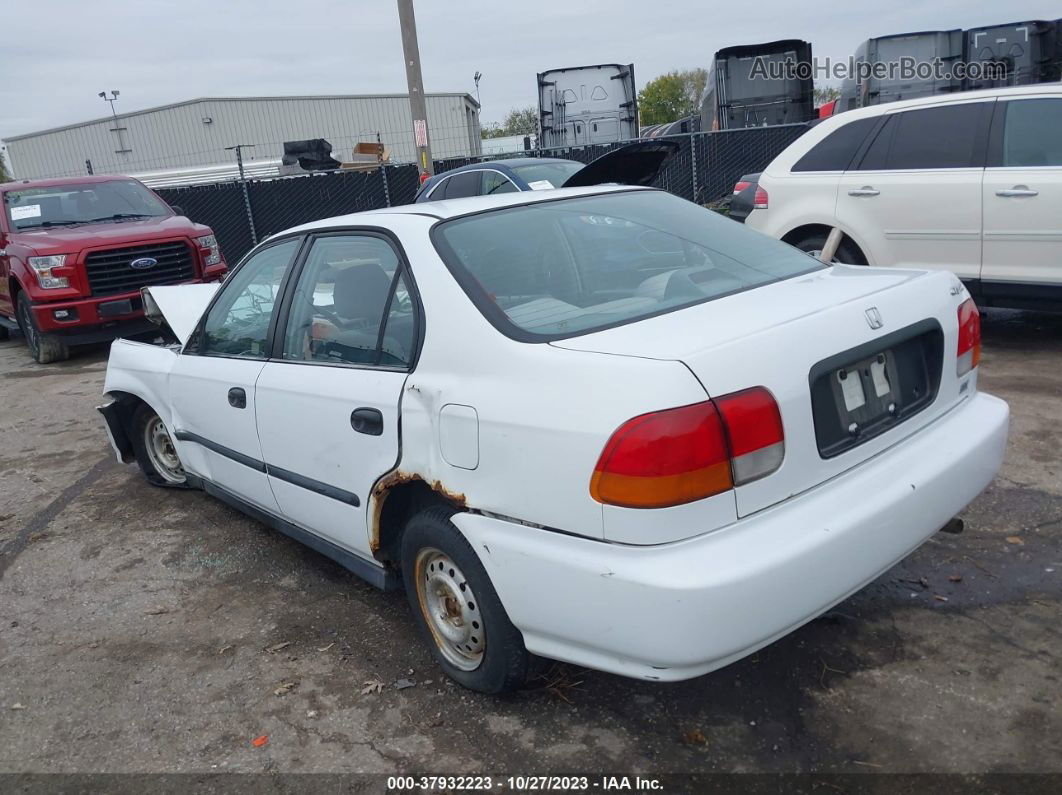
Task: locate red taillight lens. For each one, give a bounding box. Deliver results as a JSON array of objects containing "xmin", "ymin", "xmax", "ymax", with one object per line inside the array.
[
  {"xmin": 590, "ymin": 402, "xmax": 733, "ymax": 509},
  {"xmin": 752, "ymin": 186, "xmax": 769, "ymax": 209},
  {"xmin": 733, "ymin": 180, "xmax": 751, "ymax": 195},
  {"xmin": 591, "ymin": 388, "xmax": 785, "ymax": 509},
  {"xmin": 715, "ymin": 387, "xmax": 785, "ymax": 485},
  {"xmin": 956, "ymin": 298, "xmax": 981, "ymax": 376}
]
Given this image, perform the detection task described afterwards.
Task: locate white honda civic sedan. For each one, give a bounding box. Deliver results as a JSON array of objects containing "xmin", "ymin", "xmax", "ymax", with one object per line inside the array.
[{"xmin": 98, "ymin": 185, "xmax": 1009, "ymax": 693}]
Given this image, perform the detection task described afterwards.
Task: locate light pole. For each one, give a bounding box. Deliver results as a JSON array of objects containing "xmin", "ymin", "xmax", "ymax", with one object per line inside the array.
[
  {"xmin": 98, "ymin": 90, "xmax": 131, "ymax": 156},
  {"xmin": 474, "ymin": 71, "xmax": 482, "ymax": 106}
]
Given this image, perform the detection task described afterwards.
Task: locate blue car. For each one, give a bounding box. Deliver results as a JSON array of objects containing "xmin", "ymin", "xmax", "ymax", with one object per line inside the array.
[{"xmin": 413, "ymin": 141, "xmax": 679, "ymax": 203}]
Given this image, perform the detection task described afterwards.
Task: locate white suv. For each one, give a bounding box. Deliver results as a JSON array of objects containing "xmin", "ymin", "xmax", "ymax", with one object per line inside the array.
[{"xmin": 742, "ymin": 84, "xmax": 1062, "ymax": 312}]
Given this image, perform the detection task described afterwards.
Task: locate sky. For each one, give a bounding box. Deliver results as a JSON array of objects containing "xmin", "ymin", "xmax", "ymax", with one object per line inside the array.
[{"xmin": 2, "ymin": 0, "xmax": 1060, "ymax": 141}]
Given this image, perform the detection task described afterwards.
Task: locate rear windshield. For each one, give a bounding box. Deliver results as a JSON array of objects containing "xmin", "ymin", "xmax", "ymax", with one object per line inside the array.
[
  {"xmin": 3, "ymin": 180, "xmax": 170, "ymax": 230},
  {"xmin": 432, "ymin": 190, "xmax": 824, "ymax": 341},
  {"xmin": 511, "ymin": 161, "xmax": 584, "ymax": 189}
]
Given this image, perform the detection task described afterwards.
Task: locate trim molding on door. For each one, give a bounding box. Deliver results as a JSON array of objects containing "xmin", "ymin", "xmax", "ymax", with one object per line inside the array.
[{"xmin": 174, "ymin": 429, "xmax": 360, "ymax": 506}]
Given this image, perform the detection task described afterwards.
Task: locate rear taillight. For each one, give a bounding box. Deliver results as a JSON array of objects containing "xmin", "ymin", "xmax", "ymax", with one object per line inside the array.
[
  {"xmin": 591, "ymin": 387, "xmax": 784, "ymax": 509},
  {"xmin": 733, "ymin": 180, "xmax": 751, "ymax": 195},
  {"xmin": 752, "ymin": 186, "xmax": 769, "ymax": 210},
  {"xmin": 956, "ymin": 298, "xmax": 981, "ymax": 376},
  {"xmin": 715, "ymin": 387, "xmax": 785, "ymax": 485}
]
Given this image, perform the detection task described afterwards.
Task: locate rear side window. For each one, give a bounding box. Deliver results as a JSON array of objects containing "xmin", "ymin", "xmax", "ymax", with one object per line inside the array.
[
  {"xmin": 438, "ymin": 171, "xmax": 480, "ymax": 199},
  {"xmin": 792, "ymin": 118, "xmax": 878, "ymax": 171},
  {"xmin": 1000, "ymin": 98, "xmax": 1062, "ymax": 167},
  {"xmin": 880, "ymin": 103, "xmax": 989, "ymax": 170}
]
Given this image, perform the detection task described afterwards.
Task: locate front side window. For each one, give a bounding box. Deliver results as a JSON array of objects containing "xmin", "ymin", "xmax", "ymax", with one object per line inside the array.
[
  {"xmin": 3, "ymin": 179, "xmax": 171, "ymax": 231},
  {"xmin": 481, "ymin": 171, "xmax": 519, "ymax": 195},
  {"xmin": 281, "ymin": 235, "xmax": 414, "ymax": 367},
  {"xmin": 433, "ymin": 190, "xmax": 823, "ymax": 341},
  {"xmin": 1001, "ymin": 98, "xmax": 1062, "ymax": 167},
  {"xmin": 198, "ymin": 238, "xmax": 300, "ymax": 358}
]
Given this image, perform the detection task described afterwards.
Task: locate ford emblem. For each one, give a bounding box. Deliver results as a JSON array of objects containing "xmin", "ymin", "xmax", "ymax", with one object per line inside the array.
[{"xmin": 130, "ymin": 257, "xmax": 158, "ymax": 270}]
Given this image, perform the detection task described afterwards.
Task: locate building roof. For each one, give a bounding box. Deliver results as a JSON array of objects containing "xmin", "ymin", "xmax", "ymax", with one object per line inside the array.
[{"xmin": 5, "ymin": 92, "xmax": 481, "ymax": 142}]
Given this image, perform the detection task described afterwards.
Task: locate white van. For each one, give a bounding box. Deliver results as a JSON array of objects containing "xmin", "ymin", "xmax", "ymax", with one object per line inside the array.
[{"xmin": 741, "ymin": 84, "xmax": 1062, "ymax": 311}]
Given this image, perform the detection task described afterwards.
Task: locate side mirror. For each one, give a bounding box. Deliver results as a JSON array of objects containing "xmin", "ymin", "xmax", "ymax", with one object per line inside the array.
[{"xmin": 170, "ymin": 205, "xmax": 186, "ymax": 217}]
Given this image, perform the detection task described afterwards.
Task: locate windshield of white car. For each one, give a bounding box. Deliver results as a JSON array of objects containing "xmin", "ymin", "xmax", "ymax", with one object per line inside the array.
[
  {"xmin": 432, "ymin": 190, "xmax": 825, "ymax": 342},
  {"xmin": 511, "ymin": 162, "xmax": 584, "ymax": 189},
  {"xmin": 3, "ymin": 180, "xmax": 170, "ymax": 231}
]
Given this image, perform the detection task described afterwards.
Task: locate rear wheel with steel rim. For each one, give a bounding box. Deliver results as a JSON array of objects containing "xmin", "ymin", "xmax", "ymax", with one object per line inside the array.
[
  {"xmin": 401, "ymin": 505, "xmax": 534, "ymax": 693},
  {"xmin": 792, "ymin": 233, "xmax": 867, "ymax": 266},
  {"xmin": 130, "ymin": 403, "xmax": 187, "ymax": 487}
]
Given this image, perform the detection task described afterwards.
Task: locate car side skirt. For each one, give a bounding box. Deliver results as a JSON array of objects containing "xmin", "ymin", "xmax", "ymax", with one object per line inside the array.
[{"xmin": 185, "ymin": 473, "xmax": 399, "ymax": 592}]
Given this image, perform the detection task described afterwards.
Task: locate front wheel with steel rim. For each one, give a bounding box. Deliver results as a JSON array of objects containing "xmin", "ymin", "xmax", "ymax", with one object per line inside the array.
[
  {"xmin": 16, "ymin": 293, "xmax": 69, "ymax": 364},
  {"xmin": 130, "ymin": 403, "xmax": 188, "ymax": 487},
  {"xmin": 401, "ymin": 506, "xmax": 535, "ymax": 693}
]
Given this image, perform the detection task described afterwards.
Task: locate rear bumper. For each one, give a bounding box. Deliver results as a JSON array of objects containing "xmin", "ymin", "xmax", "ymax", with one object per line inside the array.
[{"xmin": 453, "ymin": 392, "xmax": 1009, "ymax": 681}]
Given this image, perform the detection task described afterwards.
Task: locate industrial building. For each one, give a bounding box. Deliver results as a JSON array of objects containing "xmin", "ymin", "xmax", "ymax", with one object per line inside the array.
[{"xmin": 2, "ymin": 93, "xmax": 483, "ymax": 181}]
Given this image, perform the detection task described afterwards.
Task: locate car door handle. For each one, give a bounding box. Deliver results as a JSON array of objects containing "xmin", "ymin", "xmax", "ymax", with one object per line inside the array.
[
  {"xmin": 995, "ymin": 187, "xmax": 1038, "ymax": 197},
  {"xmin": 847, "ymin": 187, "xmax": 880, "ymax": 197},
  {"xmin": 351, "ymin": 407, "xmax": 383, "ymax": 436},
  {"xmin": 227, "ymin": 387, "xmax": 247, "ymax": 409}
]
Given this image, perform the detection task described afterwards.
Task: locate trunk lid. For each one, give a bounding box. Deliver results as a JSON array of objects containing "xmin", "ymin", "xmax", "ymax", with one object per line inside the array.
[
  {"xmin": 553, "ymin": 265, "xmax": 970, "ymax": 517},
  {"xmin": 562, "ymin": 140, "xmax": 680, "ymax": 188},
  {"xmin": 141, "ymin": 283, "xmax": 219, "ymax": 345}
]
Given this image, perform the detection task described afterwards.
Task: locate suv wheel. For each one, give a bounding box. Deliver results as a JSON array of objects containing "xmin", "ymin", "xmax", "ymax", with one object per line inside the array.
[
  {"xmin": 130, "ymin": 404, "xmax": 188, "ymax": 487},
  {"xmin": 16, "ymin": 293, "xmax": 69, "ymax": 364},
  {"xmin": 401, "ymin": 506, "xmax": 535, "ymax": 693},
  {"xmin": 792, "ymin": 233, "xmax": 867, "ymax": 266}
]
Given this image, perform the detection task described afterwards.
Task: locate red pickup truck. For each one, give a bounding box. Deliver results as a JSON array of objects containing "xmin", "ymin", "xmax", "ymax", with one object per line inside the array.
[{"xmin": 0, "ymin": 175, "xmax": 227, "ymax": 363}]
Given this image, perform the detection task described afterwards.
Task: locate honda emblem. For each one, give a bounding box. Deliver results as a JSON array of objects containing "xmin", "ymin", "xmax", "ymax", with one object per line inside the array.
[{"xmin": 865, "ymin": 307, "xmax": 883, "ymax": 330}]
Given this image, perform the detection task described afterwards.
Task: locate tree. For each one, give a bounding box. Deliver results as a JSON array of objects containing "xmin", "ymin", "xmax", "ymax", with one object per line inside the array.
[
  {"xmin": 0, "ymin": 150, "xmax": 11, "ymax": 183},
  {"xmin": 483, "ymin": 106, "xmax": 538, "ymax": 138},
  {"xmin": 638, "ymin": 68, "xmax": 708, "ymax": 126},
  {"xmin": 814, "ymin": 86, "xmax": 840, "ymax": 105}
]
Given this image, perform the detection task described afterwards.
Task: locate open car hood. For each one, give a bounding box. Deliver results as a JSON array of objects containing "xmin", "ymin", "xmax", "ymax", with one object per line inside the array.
[
  {"xmin": 141, "ymin": 283, "xmax": 220, "ymax": 346},
  {"xmin": 561, "ymin": 140, "xmax": 680, "ymax": 189}
]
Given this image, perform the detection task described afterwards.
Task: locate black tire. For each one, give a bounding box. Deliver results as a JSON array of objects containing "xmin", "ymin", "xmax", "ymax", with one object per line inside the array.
[
  {"xmin": 792, "ymin": 233, "xmax": 867, "ymax": 266},
  {"xmin": 0, "ymin": 323, "xmax": 9, "ymax": 342},
  {"xmin": 401, "ymin": 505, "xmax": 534, "ymax": 693},
  {"xmin": 129, "ymin": 403, "xmax": 188, "ymax": 488},
  {"xmin": 16, "ymin": 292, "xmax": 69, "ymax": 364}
]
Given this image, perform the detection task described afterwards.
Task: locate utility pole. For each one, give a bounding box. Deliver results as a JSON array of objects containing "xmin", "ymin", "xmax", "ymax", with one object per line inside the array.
[
  {"xmin": 225, "ymin": 143, "xmax": 255, "ymax": 180},
  {"xmin": 225, "ymin": 144, "xmax": 258, "ymax": 244},
  {"xmin": 99, "ymin": 90, "xmax": 132, "ymax": 156},
  {"xmin": 397, "ymin": 0, "xmax": 433, "ymax": 177}
]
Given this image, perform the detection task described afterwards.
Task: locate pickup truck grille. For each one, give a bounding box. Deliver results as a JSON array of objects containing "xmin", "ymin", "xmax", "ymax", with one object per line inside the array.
[{"xmin": 84, "ymin": 241, "xmax": 195, "ymax": 297}]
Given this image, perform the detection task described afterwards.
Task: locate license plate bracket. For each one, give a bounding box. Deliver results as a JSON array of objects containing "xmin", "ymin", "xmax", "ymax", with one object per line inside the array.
[{"xmin": 809, "ymin": 320, "xmax": 944, "ymax": 459}]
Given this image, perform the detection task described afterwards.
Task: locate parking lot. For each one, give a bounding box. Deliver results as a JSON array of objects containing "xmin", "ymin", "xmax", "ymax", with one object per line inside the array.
[{"xmin": 0, "ymin": 309, "xmax": 1059, "ymax": 776}]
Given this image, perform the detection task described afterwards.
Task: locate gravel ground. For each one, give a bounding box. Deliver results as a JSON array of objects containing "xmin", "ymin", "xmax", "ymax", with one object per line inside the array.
[{"xmin": 0, "ymin": 309, "xmax": 1059, "ymax": 778}]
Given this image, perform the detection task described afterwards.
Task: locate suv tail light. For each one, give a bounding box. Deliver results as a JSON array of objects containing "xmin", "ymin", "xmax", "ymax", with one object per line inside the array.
[
  {"xmin": 591, "ymin": 387, "xmax": 784, "ymax": 509},
  {"xmin": 956, "ymin": 298, "xmax": 981, "ymax": 376},
  {"xmin": 752, "ymin": 186, "xmax": 769, "ymax": 210},
  {"xmin": 733, "ymin": 180, "xmax": 751, "ymax": 195}
]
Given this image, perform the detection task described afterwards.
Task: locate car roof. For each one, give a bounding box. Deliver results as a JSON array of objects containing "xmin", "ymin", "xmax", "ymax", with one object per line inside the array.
[
  {"xmin": 832, "ymin": 83, "xmax": 1062, "ymax": 122},
  {"xmin": 0, "ymin": 174, "xmax": 138, "ymax": 193},
  {"xmin": 440, "ymin": 157, "xmax": 578, "ymax": 174},
  {"xmin": 276, "ymin": 184, "xmax": 652, "ymax": 236}
]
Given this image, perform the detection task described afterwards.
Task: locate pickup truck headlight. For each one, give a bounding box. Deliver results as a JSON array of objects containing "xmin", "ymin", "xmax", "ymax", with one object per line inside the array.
[
  {"xmin": 196, "ymin": 234, "xmax": 221, "ymax": 267},
  {"xmin": 27, "ymin": 255, "xmax": 70, "ymax": 289}
]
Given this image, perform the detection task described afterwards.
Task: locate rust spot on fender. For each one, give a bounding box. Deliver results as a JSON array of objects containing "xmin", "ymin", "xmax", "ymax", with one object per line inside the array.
[{"xmin": 369, "ymin": 470, "xmax": 467, "ymax": 555}]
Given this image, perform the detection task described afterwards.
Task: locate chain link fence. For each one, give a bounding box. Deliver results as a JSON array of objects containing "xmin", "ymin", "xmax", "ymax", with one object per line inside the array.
[{"xmin": 156, "ymin": 124, "xmax": 810, "ymax": 264}]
